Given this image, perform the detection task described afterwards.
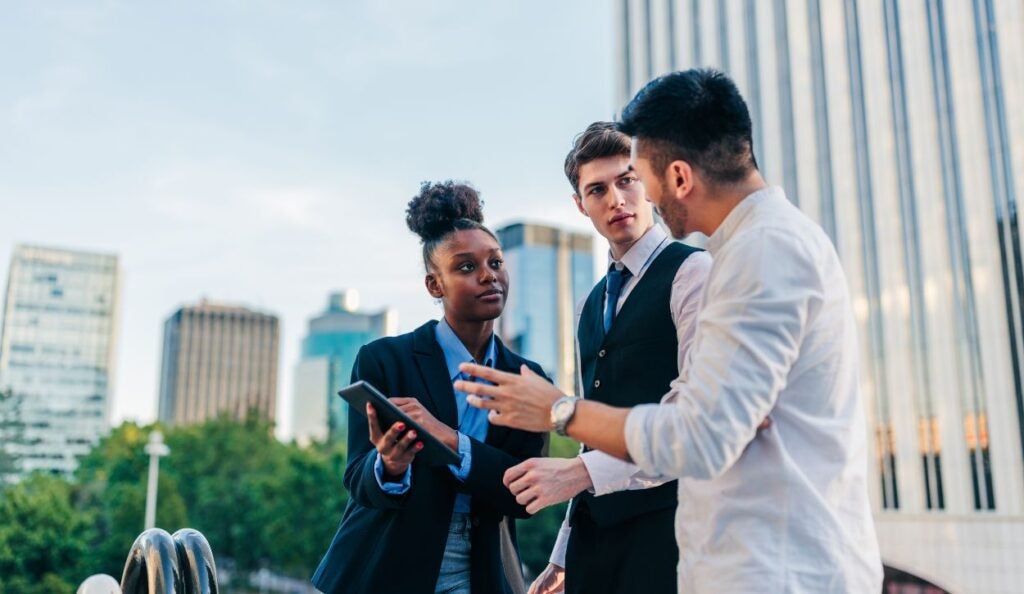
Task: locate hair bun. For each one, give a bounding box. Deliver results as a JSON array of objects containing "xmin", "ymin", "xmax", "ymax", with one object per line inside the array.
[{"xmin": 405, "ymin": 181, "xmax": 484, "ymax": 242}]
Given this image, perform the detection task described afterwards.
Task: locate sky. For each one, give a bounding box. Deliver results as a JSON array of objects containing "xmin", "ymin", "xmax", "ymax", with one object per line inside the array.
[{"xmin": 0, "ymin": 1, "xmax": 618, "ymax": 437}]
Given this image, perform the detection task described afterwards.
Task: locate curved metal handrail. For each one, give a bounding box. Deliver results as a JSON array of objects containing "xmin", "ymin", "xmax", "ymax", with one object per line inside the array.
[
  {"xmin": 120, "ymin": 529, "xmax": 182, "ymax": 594},
  {"xmin": 172, "ymin": 528, "xmax": 218, "ymax": 594},
  {"xmin": 119, "ymin": 527, "xmax": 219, "ymax": 594}
]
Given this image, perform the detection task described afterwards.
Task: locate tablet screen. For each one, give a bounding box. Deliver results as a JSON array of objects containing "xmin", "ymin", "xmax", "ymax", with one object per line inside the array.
[{"xmin": 339, "ymin": 380, "xmax": 461, "ymax": 467}]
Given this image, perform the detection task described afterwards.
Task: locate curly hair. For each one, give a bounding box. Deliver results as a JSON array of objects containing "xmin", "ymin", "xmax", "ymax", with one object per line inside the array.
[{"xmin": 405, "ymin": 180, "xmax": 497, "ymax": 269}]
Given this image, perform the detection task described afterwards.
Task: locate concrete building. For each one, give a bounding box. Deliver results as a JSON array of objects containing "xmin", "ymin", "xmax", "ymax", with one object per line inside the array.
[
  {"xmin": 615, "ymin": 1, "xmax": 1024, "ymax": 591},
  {"xmin": 158, "ymin": 300, "xmax": 279, "ymax": 426},
  {"xmin": 0, "ymin": 244, "xmax": 121, "ymax": 478},
  {"xmin": 496, "ymin": 223, "xmax": 594, "ymax": 393}
]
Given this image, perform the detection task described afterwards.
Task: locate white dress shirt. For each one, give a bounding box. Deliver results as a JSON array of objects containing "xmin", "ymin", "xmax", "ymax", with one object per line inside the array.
[
  {"xmin": 548, "ymin": 223, "xmax": 712, "ymax": 567},
  {"xmin": 625, "ymin": 187, "xmax": 882, "ymax": 593}
]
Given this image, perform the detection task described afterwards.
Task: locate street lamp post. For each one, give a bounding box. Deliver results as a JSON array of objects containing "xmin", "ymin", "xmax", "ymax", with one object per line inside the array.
[{"xmin": 144, "ymin": 430, "xmax": 170, "ymax": 530}]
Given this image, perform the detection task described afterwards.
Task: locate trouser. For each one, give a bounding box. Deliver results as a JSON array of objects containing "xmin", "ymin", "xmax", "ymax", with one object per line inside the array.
[
  {"xmin": 435, "ymin": 512, "xmax": 472, "ymax": 594},
  {"xmin": 564, "ymin": 504, "xmax": 678, "ymax": 594}
]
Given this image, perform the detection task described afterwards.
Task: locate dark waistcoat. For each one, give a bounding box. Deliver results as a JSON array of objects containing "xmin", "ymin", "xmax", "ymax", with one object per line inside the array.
[{"xmin": 570, "ymin": 241, "xmax": 701, "ymax": 527}]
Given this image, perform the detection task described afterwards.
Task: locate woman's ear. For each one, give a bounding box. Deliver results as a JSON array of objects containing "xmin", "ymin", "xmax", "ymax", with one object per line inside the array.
[{"xmin": 425, "ymin": 273, "xmax": 443, "ymax": 299}]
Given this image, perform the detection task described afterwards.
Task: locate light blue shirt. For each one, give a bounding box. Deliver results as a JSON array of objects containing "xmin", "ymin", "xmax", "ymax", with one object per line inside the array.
[{"xmin": 374, "ymin": 319, "xmax": 495, "ymax": 514}]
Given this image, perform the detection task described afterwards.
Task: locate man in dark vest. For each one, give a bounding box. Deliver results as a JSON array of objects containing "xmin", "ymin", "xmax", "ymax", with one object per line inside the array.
[{"xmin": 502, "ymin": 122, "xmax": 711, "ymax": 594}]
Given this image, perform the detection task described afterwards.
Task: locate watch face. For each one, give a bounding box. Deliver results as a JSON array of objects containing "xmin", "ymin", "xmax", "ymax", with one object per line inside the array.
[{"xmin": 553, "ymin": 399, "xmax": 573, "ymax": 419}]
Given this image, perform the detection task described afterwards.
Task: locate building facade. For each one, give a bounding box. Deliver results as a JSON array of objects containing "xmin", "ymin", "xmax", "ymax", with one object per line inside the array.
[
  {"xmin": 496, "ymin": 223, "xmax": 594, "ymax": 393},
  {"xmin": 291, "ymin": 290, "xmax": 396, "ymax": 444},
  {"xmin": 616, "ymin": 1, "xmax": 1024, "ymax": 591},
  {"xmin": 0, "ymin": 245, "xmax": 121, "ymax": 478},
  {"xmin": 158, "ymin": 300, "xmax": 279, "ymax": 426}
]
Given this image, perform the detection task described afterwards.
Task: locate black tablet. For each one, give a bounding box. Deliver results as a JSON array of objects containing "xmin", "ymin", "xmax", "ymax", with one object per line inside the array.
[{"xmin": 339, "ymin": 380, "xmax": 461, "ymax": 467}]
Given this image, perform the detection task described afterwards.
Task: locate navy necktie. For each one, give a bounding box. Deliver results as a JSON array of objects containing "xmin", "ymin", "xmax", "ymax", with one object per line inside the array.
[{"xmin": 603, "ymin": 265, "xmax": 632, "ymax": 332}]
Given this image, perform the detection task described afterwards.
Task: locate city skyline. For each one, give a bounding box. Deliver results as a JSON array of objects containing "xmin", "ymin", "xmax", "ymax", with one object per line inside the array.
[{"xmin": 0, "ymin": 1, "xmax": 615, "ymax": 432}]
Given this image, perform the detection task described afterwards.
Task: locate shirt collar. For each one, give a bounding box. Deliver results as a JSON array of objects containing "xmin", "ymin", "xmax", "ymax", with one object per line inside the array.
[
  {"xmin": 435, "ymin": 318, "xmax": 497, "ymax": 381},
  {"xmin": 705, "ymin": 186, "xmax": 785, "ymax": 256},
  {"xmin": 606, "ymin": 224, "xmax": 668, "ymax": 274}
]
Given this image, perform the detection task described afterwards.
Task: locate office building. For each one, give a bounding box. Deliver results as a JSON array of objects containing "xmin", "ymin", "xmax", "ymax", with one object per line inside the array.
[
  {"xmin": 158, "ymin": 300, "xmax": 279, "ymax": 426},
  {"xmin": 0, "ymin": 245, "xmax": 120, "ymax": 478},
  {"xmin": 291, "ymin": 290, "xmax": 396, "ymax": 444},
  {"xmin": 617, "ymin": 1, "xmax": 1024, "ymax": 591},
  {"xmin": 496, "ymin": 223, "xmax": 594, "ymax": 393}
]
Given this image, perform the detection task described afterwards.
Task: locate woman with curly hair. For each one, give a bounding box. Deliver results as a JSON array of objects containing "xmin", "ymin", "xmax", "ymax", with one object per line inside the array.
[{"xmin": 312, "ymin": 181, "xmax": 547, "ymax": 594}]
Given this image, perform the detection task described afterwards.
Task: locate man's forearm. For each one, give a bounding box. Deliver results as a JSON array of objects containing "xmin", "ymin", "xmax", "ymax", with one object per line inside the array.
[{"xmin": 566, "ymin": 400, "xmax": 632, "ymax": 461}]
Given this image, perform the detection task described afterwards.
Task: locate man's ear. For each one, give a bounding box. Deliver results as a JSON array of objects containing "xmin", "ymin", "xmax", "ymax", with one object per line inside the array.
[
  {"xmin": 669, "ymin": 160, "xmax": 695, "ymax": 200},
  {"xmin": 425, "ymin": 273, "xmax": 443, "ymax": 299},
  {"xmin": 572, "ymin": 193, "xmax": 588, "ymax": 217}
]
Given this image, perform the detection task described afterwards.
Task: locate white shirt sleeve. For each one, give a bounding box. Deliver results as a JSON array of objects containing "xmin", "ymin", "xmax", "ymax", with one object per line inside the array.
[
  {"xmin": 625, "ymin": 229, "xmax": 819, "ymax": 479},
  {"xmin": 580, "ymin": 252, "xmax": 712, "ymax": 495},
  {"xmin": 548, "ymin": 506, "xmax": 574, "ymax": 567}
]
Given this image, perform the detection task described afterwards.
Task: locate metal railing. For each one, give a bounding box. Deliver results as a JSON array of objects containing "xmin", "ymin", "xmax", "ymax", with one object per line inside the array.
[{"xmin": 119, "ymin": 528, "xmax": 218, "ymax": 594}]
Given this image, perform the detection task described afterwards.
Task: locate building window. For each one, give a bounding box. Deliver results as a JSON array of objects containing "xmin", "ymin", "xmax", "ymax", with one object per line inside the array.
[
  {"xmin": 972, "ymin": 0, "xmax": 1024, "ymax": 477},
  {"xmin": 844, "ymin": 0, "xmax": 898, "ymax": 509},
  {"xmin": 883, "ymin": 0, "xmax": 943, "ymax": 510},
  {"xmin": 806, "ymin": 0, "xmax": 836, "ymax": 241}
]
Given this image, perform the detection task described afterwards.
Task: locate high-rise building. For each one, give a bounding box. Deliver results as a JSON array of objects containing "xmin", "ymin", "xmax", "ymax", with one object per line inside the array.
[
  {"xmin": 617, "ymin": 1, "xmax": 1024, "ymax": 592},
  {"xmin": 158, "ymin": 300, "xmax": 279, "ymax": 426},
  {"xmin": 291, "ymin": 290, "xmax": 396, "ymax": 444},
  {"xmin": 0, "ymin": 245, "xmax": 120, "ymax": 478},
  {"xmin": 496, "ymin": 223, "xmax": 594, "ymax": 393}
]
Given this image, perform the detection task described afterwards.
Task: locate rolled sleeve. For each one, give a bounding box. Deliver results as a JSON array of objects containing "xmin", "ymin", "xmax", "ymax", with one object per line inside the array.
[
  {"xmin": 373, "ymin": 452, "xmax": 412, "ymax": 495},
  {"xmin": 624, "ymin": 404, "xmax": 665, "ymax": 476},
  {"xmin": 580, "ymin": 448, "xmax": 670, "ymax": 496},
  {"xmin": 448, "ymin": 432, "xmax": 472, "ymax": 482}
]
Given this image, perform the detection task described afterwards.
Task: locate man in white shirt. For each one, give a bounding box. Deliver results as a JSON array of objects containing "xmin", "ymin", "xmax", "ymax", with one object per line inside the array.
[
  {"xmin": 457, "ymin": 69, "xmax": 883, "ymax": 593},
  {"xmin": 509, "ymin": 122, "xmax": 710, "ymax": 594}
]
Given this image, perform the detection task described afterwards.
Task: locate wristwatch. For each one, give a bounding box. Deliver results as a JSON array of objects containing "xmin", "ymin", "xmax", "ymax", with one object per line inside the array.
[{"xmin": 551, "ymin": 396, "xmax": 580, "ymax": 436}]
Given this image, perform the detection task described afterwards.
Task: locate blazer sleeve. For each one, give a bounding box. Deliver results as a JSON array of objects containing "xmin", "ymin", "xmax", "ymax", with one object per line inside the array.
[
  {"xmin": 343, "ymin": 345, "xmax": 409, "ymax": 510},
  {"xmin": 460, "ymin": 361, "xmax": 548, "ymax": 518}
]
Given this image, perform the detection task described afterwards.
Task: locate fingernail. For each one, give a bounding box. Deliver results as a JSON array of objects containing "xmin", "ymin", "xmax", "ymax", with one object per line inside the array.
[
  {"xmin": 408, "ymin": 431, "xmax": 417, "ymax": 439},
  {"xmin": 416, "ymin": 442, "xmax": 424, "ymax": 449},
  {"xmin": 396, "ymin": 423, "xmax": 405, "ymax": 431}
]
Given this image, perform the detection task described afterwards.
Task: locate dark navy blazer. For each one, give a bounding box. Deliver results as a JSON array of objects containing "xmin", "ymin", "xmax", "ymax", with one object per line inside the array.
[{"xmin": 311, "ymin": 321, "xmax": 546, "ymax": 594}]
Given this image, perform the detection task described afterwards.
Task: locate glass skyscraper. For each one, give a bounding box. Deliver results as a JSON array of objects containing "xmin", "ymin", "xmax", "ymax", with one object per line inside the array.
[
  {"xmin": 496, "ymin": 223, "xmax": 594, "ymax": 393},
  {"xmin": 617, "ymin": 1, "xmax": 1024, "ymax": 591},
  {"xmin": 0, "ymin": 245, "xmax": 120, "ymax": 479},
  {"xmin": 291, "ymin": 290, "xmax": 396, "ymax": 444}
]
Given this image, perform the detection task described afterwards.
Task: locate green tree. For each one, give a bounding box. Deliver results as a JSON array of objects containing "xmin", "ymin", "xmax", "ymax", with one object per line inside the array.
[
  {"xmin": 161, "ymin": 414, "xmax": 347, "ymax": 578},
  {"xmin": 75, "ymin": 422, "xmax": 189, "ymax": 578},
  {"xmin": 0, "ymin": 473, "xmax": 88, "ymax": 594}
]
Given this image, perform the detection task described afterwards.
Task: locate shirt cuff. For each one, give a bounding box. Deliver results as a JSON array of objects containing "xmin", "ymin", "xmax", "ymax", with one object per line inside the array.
[
  {"xmin": 448, "ymin": 432, "xmax": 472, "ymax": 482},
  {"xmin": 548, "ymin": 519, "xmax": 572, "ymax": 567},
  {"xmin": 579, "ymin": 449, "xmax": 667, "ymax": 497},
  {"xmin": 374, "ymin": 452, "xmax": 411, "ymax": 494},
  {"xmin": 624, "ymin": 403, "xmax": 662, "ymax": 476}
]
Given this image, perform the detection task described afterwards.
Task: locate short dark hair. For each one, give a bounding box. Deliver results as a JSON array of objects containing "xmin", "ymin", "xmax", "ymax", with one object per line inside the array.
[
  {"xmin": 617, "ymin": 69, "xmax": 757, "ymax": 185},
  {"xmin": 405, "ymin": 180, "xmax": 497, "ymax": 270},
  {"xmin": 564, "ymin": 122, "xmax": 632, "ymax": 194}
]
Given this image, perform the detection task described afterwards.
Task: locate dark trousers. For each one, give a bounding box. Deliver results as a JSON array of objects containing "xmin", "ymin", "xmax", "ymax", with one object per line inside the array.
[{"xmin": 564, "ymin": 505, "xmax": 678, "ymax": 594}]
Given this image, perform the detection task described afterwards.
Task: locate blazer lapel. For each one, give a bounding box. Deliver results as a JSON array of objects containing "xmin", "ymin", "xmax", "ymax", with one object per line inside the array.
[{"xmin": 411, "ymin": 322, "xmax": 459, "ymax": 429}]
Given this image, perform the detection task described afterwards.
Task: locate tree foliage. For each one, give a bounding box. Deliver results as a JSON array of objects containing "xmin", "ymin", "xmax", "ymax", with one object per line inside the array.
[
  {"xmin": 0, "ymin": 415, "xmax": 571, "ymax": 588},
  {"xmin": 0, "ymin": 474, "xmax": 87, "ymax": 594}
]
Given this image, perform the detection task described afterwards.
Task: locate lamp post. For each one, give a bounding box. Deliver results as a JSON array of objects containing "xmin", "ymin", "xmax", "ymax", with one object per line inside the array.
[{"xmin": 144, "ymin": 430, "xmax": 170, "ymax": 530}]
